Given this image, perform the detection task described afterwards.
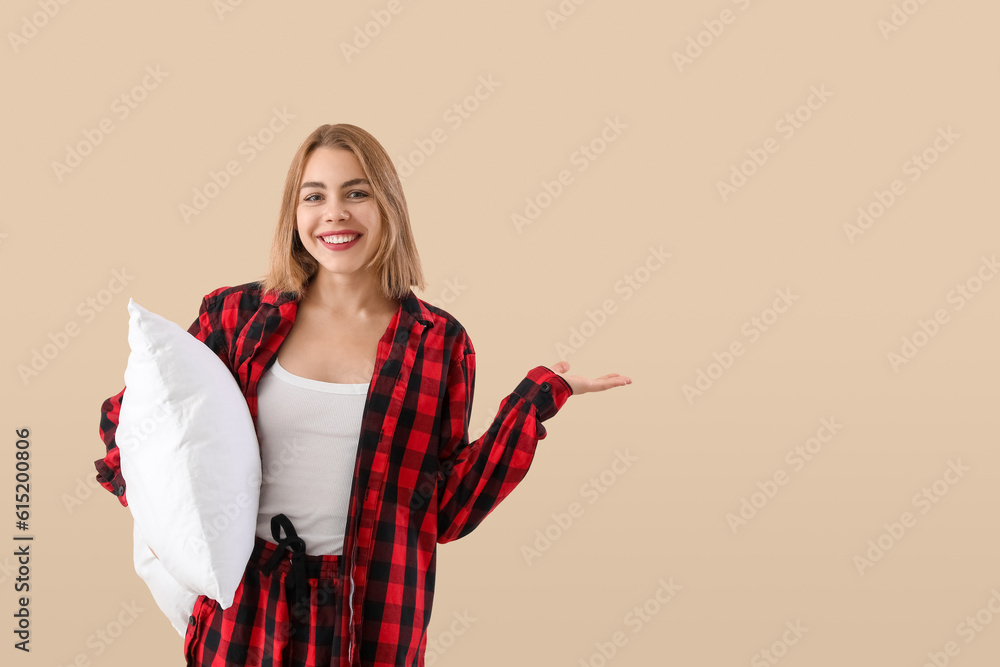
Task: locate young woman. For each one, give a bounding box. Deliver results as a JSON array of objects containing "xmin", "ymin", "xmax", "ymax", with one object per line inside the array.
[{"xmin": 95, "ymin": 124, "xmax": 632, "ymax": 666}]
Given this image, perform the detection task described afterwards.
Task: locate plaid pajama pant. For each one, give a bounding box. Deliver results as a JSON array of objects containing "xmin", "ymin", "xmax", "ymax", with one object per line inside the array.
[{"xmin": 184, "ymin": 514, "xmax": 343, "ymax": 666}]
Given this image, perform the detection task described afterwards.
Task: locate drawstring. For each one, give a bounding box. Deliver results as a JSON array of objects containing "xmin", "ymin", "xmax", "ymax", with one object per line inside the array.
[{"xmin": 260, "ymin": 513, "xmax": 310, "ymax": 619}]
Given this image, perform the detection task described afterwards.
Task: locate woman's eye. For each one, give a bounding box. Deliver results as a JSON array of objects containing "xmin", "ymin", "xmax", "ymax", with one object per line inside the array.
[
  {"xmin": 348, "ymin": 190, "xmax": 370, "ymax": 199},
  {"xmin": 304, "ymin": 193, "xmax": 321, "ymax": 202}
]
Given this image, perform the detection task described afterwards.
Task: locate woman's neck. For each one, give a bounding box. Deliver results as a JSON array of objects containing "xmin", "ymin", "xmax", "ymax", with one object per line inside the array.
[{"xmin": 301, "ymin": 273, "xmax": 397, "ymax": 319}]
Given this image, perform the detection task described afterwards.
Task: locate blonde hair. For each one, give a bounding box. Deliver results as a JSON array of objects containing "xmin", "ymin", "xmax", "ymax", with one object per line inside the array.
[{"xmin": 258, "ymin": 123, "xmax": 426, "ymax": 301}]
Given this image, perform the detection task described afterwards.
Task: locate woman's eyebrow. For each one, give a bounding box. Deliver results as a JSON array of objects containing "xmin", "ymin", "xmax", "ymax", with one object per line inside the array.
[
  {"xmin": 340, "ymin": 178, "xmax": 370, "ymax": 189},
  {"xmin": 299, "ymin": 178, "xmax": 370, "ymax": 190}
]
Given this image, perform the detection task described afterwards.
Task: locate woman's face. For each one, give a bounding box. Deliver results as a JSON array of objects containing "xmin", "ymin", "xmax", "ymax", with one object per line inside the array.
[{"xmin": 296, "ymin": 146, "xmax": 382, "ymax": 281}]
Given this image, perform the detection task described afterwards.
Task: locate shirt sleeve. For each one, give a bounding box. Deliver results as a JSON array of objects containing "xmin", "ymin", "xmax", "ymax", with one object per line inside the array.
[
  {"xmin": 93, "ymin": 293, "xmax": 221, "ymax": 507},
  {"xmin": 435, "ymin": 333, "xmax": 573, "ymax": 543}
]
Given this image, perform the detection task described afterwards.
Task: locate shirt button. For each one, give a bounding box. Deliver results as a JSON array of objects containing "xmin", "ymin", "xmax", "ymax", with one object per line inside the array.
[
  {"xmin": 540, "ymin": 382, "xmax": 551, "ymax": 392},
  {"xmin": 114, "ymin": 486, "xmax": 125, "ymax": 496},
  {"xmin": 189, "ymin": 615, "xmax": 196, "ymax": 626}
]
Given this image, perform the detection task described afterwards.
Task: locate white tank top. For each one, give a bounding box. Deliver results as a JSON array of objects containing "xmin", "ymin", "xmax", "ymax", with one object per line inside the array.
[{"xmin": 254, "ymin": 358, "xmax": 368, "ymax": 556}]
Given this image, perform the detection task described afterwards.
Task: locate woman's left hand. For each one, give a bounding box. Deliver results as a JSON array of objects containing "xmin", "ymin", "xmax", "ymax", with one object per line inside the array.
[{"xmin": 547, "ymin": 360, "xmax": 632, "ymax": 396}]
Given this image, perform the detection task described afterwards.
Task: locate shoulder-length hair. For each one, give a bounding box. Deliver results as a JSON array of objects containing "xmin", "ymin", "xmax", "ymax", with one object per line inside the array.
[{"xmin": 258, "ymin": 123, "xmax": 426, "ymax": 301}]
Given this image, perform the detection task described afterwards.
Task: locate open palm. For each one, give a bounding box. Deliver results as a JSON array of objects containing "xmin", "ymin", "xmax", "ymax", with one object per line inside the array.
[{"xmin": 548, "ymin": 360, "xmax": 632, "ymax": 396}]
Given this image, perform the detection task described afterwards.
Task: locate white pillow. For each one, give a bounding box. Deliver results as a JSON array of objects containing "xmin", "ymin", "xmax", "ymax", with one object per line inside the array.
[
  {"xmin": 117, "ymin": 298, "xmax": 261, "ymax": 611},
  {"xmin": 132, "ymin": 517, "xmax": 199, "ymax": 637}
]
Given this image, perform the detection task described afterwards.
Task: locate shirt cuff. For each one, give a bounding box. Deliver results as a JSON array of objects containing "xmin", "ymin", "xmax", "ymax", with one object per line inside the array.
[
  {"xmin": 94, "ymin": 459, "xmax": 129, "ymax": 507},
  {"xmin": 513, "ymin": 365, "xmax": 573, "ymax": 437}
]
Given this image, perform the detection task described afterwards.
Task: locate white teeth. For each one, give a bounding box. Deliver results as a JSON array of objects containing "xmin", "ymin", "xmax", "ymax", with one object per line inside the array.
[{"xmin": 321, "ymin": 234, "xmax": 359, "ymax": 244}]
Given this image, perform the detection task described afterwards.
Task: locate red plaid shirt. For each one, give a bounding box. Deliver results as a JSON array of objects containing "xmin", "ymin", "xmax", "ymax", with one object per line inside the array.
[{"xmin": 94, "ymin": 281, "xmax": 573, "ymax": 665}]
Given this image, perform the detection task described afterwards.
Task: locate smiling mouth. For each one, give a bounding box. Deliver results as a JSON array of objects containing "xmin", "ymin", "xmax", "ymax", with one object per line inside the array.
[{"xmin": 319, "ymin": 233, "xmax": 361, "ymax": 244}]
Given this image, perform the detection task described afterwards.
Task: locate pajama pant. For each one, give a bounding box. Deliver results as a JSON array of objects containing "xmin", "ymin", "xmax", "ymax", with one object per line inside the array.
[{"xmin": 184, "ymin": 514, "xmax": 343, "ymax": 666}]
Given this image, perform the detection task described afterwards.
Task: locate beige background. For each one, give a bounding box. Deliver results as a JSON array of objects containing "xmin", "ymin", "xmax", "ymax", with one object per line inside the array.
[{"xmin": 3, "ymin": 0, "xmax": 999, "ymax": 665}]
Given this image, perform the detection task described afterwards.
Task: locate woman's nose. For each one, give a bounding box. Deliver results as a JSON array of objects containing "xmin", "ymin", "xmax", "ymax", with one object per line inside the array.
[{"xmin": 323, "ymin": 204, "xmax": 349, "ymax": 221}]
